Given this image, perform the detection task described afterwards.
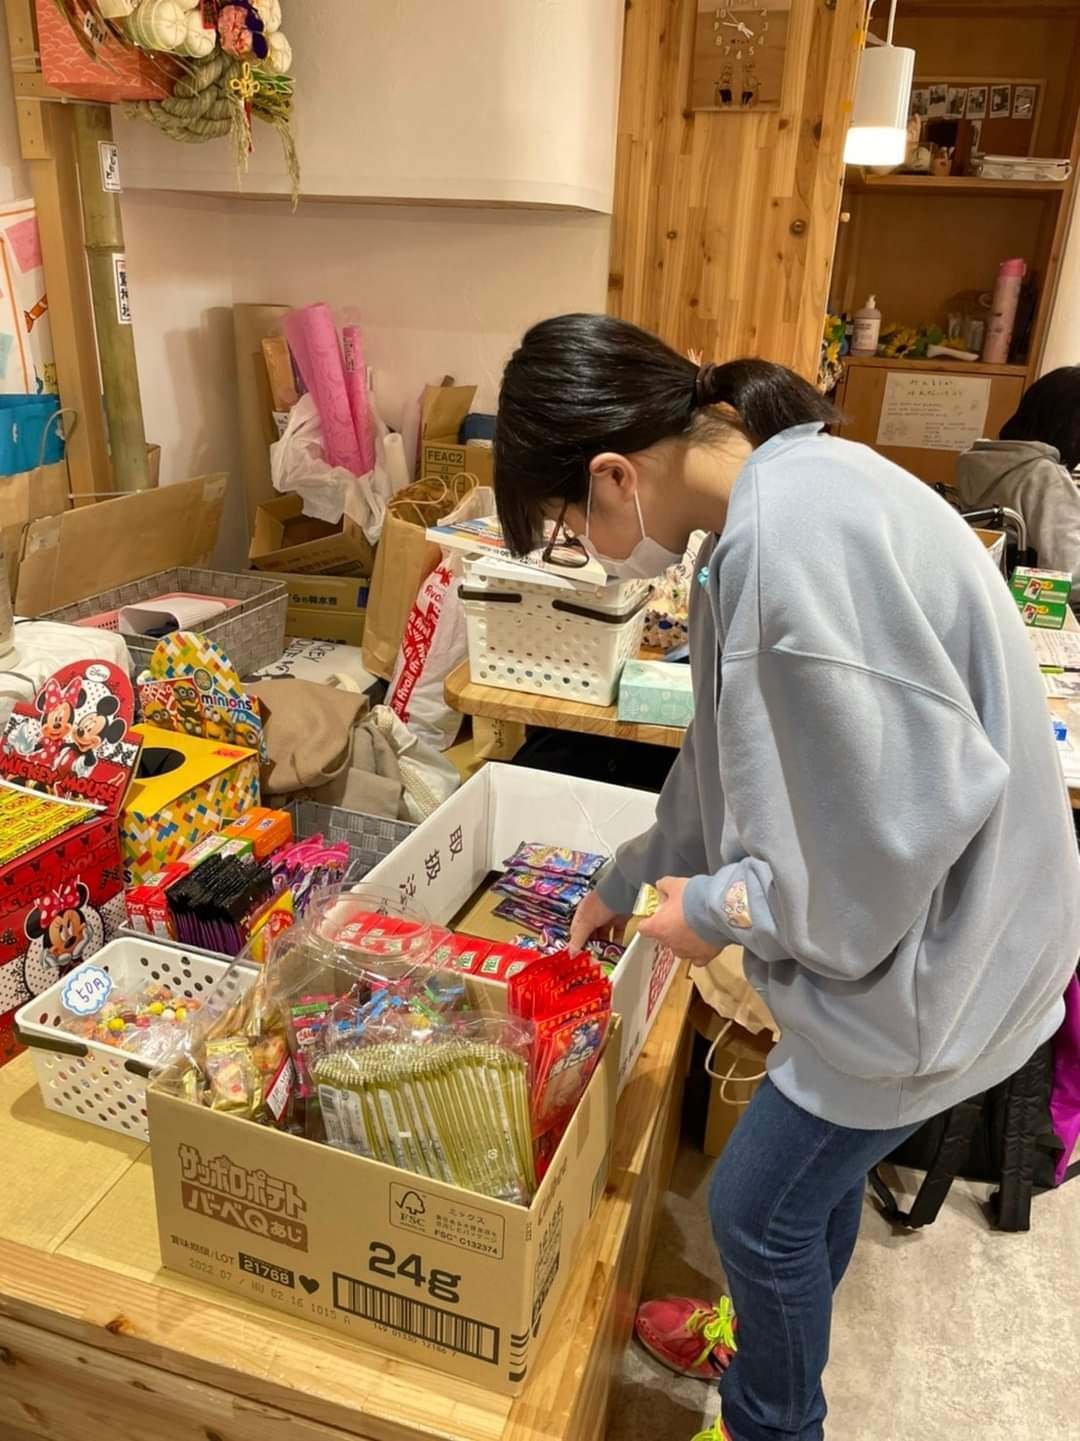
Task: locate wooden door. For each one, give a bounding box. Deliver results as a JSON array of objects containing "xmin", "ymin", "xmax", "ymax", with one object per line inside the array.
[{"xmin": 609, "ymin": 0, "xmax": 866, "ymax": 378}]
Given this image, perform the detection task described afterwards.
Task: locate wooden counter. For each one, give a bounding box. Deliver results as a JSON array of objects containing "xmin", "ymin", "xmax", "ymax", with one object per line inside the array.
[
  {"xmin": 0, "ymin": 975, "xmax": 693, "ymax": 1441},
  {"xmin": 445, "ymin": 660, "xmax": 686, "ymax": 759}
]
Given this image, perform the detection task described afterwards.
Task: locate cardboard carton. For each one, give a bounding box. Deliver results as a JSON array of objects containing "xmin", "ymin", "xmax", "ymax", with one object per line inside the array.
[
  {"xmin": 121, "ymin": 726, "xmax": 260, "ymax": 886},
  {"xmin": 1009, "ymin": 566, "xmax": 1073, "ymax": 630},
  {"xmin": 363, "ymin": 764, "xmax": 679, "ymax": 1090},
  {"xmin": 0, "ymin": 660, "xmax": 141, "ymax": 1062},
  {"xmin": 149, "ymin": 1007, "xmax": 617, "ymax": 1395},
  {"xmin": 286, "ymin": 608, "xmax": 366, "ymax": 646},
  {"xmin": 249, "ymin": 495, "xmax": 374, "ymax": 577},
  {"xmin": 274, "ymin": 571, "xmax": 370, "ymax": 647},
  {"xmin": 420, "ymin": 438, "xmax": 493, "ymax": 489}
]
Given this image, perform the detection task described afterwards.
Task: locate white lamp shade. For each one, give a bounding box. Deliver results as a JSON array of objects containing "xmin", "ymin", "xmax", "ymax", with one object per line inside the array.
[{"xmin": 844, "ymin": 44, "xmax": 916, "ymax": 166}]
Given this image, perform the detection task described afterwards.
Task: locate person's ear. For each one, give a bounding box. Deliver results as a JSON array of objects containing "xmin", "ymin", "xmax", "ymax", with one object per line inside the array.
[{"xmin": 588, "ymin": 452, "xmax": 639, "ymax": 503}]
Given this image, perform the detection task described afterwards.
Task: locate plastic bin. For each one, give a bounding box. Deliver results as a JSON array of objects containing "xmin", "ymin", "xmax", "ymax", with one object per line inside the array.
[
  {"xmin": 286, "ymin": 800, "xmax": 415, "ymax": 882},
  {"xmin": 459, "ymin": 565, "xmax": 650, "ymax": 705},
  {"xmin": 14, "ymin": 938, "xmax": 252, "ymax": 1140}
]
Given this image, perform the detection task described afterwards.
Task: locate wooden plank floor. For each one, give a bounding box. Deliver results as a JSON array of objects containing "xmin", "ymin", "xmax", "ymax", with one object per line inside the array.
[{"xmin": 0, "ymin": 975, "xmax": 692, "ymax": 1441}]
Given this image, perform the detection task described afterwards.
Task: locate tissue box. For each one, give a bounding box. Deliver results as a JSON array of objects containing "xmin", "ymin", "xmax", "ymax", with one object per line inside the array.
[
  {"xmin": 617, "ymin": 660, "xmax": 694, "ymax": 728},
  {"xmin": 121, "ymin": 726, "xmax": 260, "ymax": 886},
  {"xmin": 1010, "ymin": 567, "xmax": 1073, "ymax": 630}
]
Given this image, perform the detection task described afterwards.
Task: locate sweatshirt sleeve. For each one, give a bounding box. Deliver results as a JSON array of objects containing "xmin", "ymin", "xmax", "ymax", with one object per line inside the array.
[
  {"xmin": 682, "ymin": 650, "xmax": 1010, "ymax": 979},
  {"xmin": 1019, "ymin": 461, "xmax": 1080, "ymax": 588},
  {"xmin": 595, "ymin": 720, "xmax": 709, "ymax": 915}
]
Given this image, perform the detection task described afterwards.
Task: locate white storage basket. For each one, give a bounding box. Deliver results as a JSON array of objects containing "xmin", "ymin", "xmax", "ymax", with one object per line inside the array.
[
  {"xmin": 14, "ymin": 938, "xmax": 251, "ymax": 1141},
  {"xmin": 459, "ymin": 566, "xmax": 650, "ymax": 705}
]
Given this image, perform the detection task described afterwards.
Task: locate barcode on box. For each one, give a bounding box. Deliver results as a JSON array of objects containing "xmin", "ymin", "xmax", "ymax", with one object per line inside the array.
[{"xmin": 333, "ymin": 1272, "xmax": 499, "ymax": 1364}]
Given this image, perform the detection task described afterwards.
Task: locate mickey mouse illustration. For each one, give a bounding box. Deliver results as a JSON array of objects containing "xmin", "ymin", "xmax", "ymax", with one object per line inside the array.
[
  {"xmin": 55, "ymin": 688, "xmax": 127, "ymax": 780},
  {"xmin": 31, "ymin": 675, "xmax": 84, "ymax": 768}
]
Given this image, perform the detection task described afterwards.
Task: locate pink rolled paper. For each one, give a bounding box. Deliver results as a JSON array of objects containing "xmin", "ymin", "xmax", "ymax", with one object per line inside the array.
[
  {"xmin": 342, "ymin": 324, "xmax": 375, "ymax": 476},
  {"xmin": 282, "ymin": 303, "xmax": 364, "ymax": 474}
]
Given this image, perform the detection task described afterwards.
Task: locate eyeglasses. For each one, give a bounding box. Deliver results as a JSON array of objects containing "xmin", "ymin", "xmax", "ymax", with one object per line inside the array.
[{"xmin": 541, "ymin": 502, "xmax": 590, "ymax": 569}]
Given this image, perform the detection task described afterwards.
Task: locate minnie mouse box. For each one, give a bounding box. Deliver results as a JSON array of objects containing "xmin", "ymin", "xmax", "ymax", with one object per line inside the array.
[{"xmin": 0, "ymin": 660, "xmax": 141, "ymax": 1063}]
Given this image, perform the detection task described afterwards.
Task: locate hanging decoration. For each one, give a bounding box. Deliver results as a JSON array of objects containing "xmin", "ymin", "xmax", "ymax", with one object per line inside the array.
[{"xmin": 43, "ymin": 0, "xmax": 299, "ymax": 202}]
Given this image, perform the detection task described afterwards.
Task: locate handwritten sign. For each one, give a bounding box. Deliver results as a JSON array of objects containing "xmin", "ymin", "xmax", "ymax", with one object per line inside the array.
[
  {"xmin": 876, "ymin": 372, "xmax": 992, "ymax": 452},
  {"xmin": 61, "ymin": 964, "xmax": 113, "ymax": 1017}
]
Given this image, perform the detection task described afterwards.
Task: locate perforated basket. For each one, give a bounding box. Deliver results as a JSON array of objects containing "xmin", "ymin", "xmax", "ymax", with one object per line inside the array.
[
  {"xmin": 14, "ymin": 938, "xmax": 252, "ymax": 1140},
  {"xmin": 459, "ymin": 567, "xmax": 650, "ymax": 705}
]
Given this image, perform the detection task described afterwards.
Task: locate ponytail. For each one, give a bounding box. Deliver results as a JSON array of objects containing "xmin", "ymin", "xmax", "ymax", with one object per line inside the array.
[{"xmin": 495, "ymin": 313, "xmax": 838, "ymax": 557}]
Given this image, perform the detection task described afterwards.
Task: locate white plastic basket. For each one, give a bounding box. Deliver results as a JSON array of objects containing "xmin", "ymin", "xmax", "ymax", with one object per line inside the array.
[
  {"xmin": 459, "ymin": 566, "xmax": 650, "ymax": 705},
  {"xmin": 14, "ymin": 938, "xmax": 250, "ymax": 1141}
]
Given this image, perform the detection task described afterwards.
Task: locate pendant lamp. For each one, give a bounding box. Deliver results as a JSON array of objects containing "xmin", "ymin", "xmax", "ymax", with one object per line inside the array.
[{"xmin": 844, "ymin": 0, "xmax": 915, "ymax": 167}]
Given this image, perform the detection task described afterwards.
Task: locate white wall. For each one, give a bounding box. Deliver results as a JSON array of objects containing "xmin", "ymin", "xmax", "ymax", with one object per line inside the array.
[
  {"xmin": 0, "ymin": 64, "xmax": 611, "ymax": 566},
  {"xmin": 1041, "ymin": 199, "xmax": 1080, "ymax": 374}
]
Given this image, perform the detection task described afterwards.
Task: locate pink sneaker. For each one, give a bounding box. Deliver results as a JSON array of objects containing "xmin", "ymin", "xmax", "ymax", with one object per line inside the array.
[{"xmin": 634, "ymin": 1295, "xmax": 738, "ymax": 1380}]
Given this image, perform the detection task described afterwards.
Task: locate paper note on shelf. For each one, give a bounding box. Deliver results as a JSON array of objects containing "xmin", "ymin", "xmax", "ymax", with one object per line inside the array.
[{"xmin": 876, "ymin": 372, "xmax": 992, "ymax": 452}]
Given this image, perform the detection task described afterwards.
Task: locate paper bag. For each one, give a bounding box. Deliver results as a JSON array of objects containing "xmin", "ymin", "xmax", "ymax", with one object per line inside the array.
[
  {"xmin": 362, "ymin": 473, "xmax": 478, "ymax": 681},
  {"xmin": 692, "ymin": 945, "xmax": 780, "ymax": 1040},
  {"xmin": 0, "ymin": 460, "xmax": 68, "ymax": 597},
  {"xmin": 15, "ymin": 473, "xmax": 227, "ymax": 615}
]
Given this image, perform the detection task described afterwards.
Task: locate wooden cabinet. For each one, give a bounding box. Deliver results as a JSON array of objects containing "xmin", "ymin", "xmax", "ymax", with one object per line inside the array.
[
  {"xmin": 608, "ymin": 0, "xmax": 865, "ymax": 378},
  {"xmin": 835, "ymin": 356, "xmax": 1025, "ymax": 486},
  {"xmin": 113, "ymin": 0, "xmax": 624, "ymax": 211}
]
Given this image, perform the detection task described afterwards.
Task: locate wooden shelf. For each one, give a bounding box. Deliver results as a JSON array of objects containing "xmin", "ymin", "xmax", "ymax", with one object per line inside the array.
[
  {"xmin": 845, "ymin": 171, "xmax": 1070, "ymax": 198},
  {"xmin": 843, "ymin": 354, "xmax": 1029, "ymax": 377}
]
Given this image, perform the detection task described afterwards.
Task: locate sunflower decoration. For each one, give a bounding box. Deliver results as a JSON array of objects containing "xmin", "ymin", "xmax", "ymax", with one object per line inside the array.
[
  {"xmin": 53, "ymin": 1, "xmax": 299, "ymax": 202},
  {"xmin": 818, "ymin": 312, "xmax": 847, "ymax": 395},
  {"xmin": 877, "ymin": 322, "xmax": 946, "ymax": 360}
]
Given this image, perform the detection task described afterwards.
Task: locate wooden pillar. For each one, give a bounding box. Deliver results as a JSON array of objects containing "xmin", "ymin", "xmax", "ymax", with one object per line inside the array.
[
  {"xmin": 4, "ymin": 0, "xmax": 112, "ymax": 501},
  {"xmin": 73, "ymin": 103, "xmax": 149, "ymax": 492}
]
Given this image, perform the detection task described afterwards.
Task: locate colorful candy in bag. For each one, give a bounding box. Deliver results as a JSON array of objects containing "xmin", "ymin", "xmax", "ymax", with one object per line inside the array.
[{"xmin": 503, "ymin": 843, "xmax": 606, "ymax": 880}]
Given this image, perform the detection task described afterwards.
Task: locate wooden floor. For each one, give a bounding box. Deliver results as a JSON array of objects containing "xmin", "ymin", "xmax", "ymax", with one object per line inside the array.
[{"xmin": 0, "ymin": 975, "xmax": 692, "ymax": 1441}]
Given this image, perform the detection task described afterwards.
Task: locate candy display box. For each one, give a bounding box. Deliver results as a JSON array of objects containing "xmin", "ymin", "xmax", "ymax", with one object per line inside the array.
[
  {"xmin": 0, "ymin": 661, "xmax": 141, "ymax": 1062},
  {"xmin": 149, "ymin": 1002, "xmax": 618, "ymax": 1396},
  {"xmin": 121, "ymin": 725, "xmax": 260, "ymax": 886},
  {"xmin": 363, "ymin": 763, "xmax": 679, "ymax": 1090}
]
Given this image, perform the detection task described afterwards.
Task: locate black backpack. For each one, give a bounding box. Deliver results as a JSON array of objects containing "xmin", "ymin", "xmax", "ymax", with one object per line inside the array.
[{"xmin": 869, "ymin": 1040, "xmax": 1078, "ymax": 1233}]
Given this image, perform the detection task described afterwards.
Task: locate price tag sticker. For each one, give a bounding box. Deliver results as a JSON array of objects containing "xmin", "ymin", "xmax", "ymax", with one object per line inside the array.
[{"xmin": 61, "ymin": 964, "xmax": 113, "ymax": 1017}]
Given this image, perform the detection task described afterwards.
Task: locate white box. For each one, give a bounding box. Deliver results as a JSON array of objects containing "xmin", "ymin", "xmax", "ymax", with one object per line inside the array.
[{"xmin": 363, "ymin": 764, "xmax": 679, "ymax": 1089}]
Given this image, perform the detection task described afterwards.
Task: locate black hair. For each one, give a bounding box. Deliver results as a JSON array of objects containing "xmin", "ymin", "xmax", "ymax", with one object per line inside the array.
[
  {"xmin": 494, "ymin": 313, "xmax": 839, "ymax": 556},
  {"xmin": 999, "ymin": 366, "xmax": 1080, "ymax": 472}
]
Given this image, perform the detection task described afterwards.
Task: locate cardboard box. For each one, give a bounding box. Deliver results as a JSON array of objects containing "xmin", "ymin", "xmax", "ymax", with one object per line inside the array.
[
  {"xmin": 420, "ymin": 439, "xmax": 493, "ymax": 489},
  {"xmin": 363, "ymin": 764, "xmax": 679, "ymax": 1090},
  {"xmin": 617, "ymin": 659, "xmax": 694, "ymax": 727},
  {"xmin": 121, "ymin": 725, "xmax": 260, "ymax": 886},
  {"xmin": 1010, "ymin": 566, "xmax": 1072, "ymax": 630},
  {"xmin": 0, "ymin": 660, "xmax": 141, "ymax": 1063},
  {"xmin": 275, "ymin": 571, "xmax": 370, "ymax": 647},
  {"xmin": 249, "ymin": 496, "xmax": 375, "ymax": 577},
  {"xmin": 286, "ymin": 608, "xmax": 366, "ymax": 646},
  {"xmin": 149, "ymin": 1004, "xmax": 616, "ymax": 1396}
]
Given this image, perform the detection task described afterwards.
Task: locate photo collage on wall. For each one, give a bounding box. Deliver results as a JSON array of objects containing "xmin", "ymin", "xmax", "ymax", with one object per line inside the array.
[{"xmin": 909, "ymin": 77, "xmax": 1042, "ymax": 157}]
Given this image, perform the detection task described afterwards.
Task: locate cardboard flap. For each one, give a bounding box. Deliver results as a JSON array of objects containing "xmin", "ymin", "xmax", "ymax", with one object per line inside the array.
[
  {"xmin": 0, "ymin": 659, "xmax": 141, "ymax": 815},
  {"xmin": 419, "ymin": 383, "xmax": 476, "ymax": 457},
  {"xmin": 15, "ymin": 473, "xmax": 228, "ymax": 615}
]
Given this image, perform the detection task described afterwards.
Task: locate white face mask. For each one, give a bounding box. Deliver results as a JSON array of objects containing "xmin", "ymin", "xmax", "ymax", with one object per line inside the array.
[{"xmin": 583, "ymin": 479, "xmax": 685, "ymax": 581}]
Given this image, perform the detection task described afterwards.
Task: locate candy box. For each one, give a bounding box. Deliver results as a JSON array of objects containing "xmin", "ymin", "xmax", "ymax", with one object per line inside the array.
[
  {"xmin": 0, "ymin": 661, "xmax": 141, "ymax": 1064},
  {"xmin": 1009, "ymin": 566, "xmax": 1073, "ymax": 630},
  {"xmin": 363, "ymin": 763, "xmax": 680, "ymax": 1090},
  {"xmin": 616, "ymin": 659, "xmax": 694, "ymax": 728},
  {"xmin": 149, "ymin": 989, "xmax": 617, "ymax": 1395},
  {"xmin": 121, "ymin": 724, "xmax": 260, "ymax": 886}
]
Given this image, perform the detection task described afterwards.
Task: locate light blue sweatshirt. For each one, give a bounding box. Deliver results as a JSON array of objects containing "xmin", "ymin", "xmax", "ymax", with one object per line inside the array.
[{"xmin": 599, "ymin": 424, "xmax": 1080, "ymax": 1129}]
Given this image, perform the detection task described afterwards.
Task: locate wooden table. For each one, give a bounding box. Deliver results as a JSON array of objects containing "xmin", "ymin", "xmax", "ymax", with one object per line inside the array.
[
  {"xmin": 445, "ymin": 660, "xmax": 686, "ymax": 762},
  {"xmin": 0, "ymin": 976, "xmax": 692, "ymax": 1441}
]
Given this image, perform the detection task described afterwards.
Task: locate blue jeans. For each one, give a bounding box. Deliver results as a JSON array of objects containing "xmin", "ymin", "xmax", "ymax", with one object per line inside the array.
[{"xmin": 710, "ymin": 1078, "xmax": 919, "ymax": 1441}]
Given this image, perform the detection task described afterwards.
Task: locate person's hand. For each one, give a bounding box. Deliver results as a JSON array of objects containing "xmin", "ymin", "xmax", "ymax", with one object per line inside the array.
[
  {"xmin": 638, "ymin": 876, "xmax": 716, "ymax": 966},
  {"xmin": 569, "ymin": 889, "xmax": 628, "ymax": 955}
]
